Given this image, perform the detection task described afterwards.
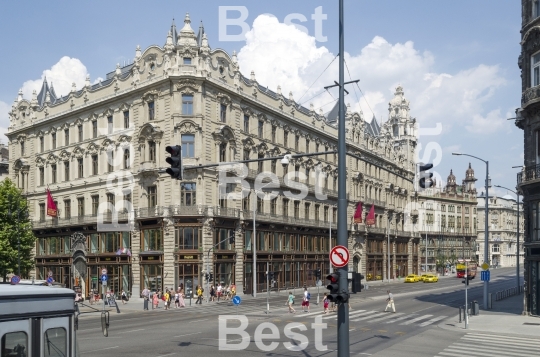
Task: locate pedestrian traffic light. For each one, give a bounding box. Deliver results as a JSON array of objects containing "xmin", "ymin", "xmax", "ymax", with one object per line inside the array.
[
  {"xmin": 209, "ymin": 273, "xmax": 214, "ymax": 282},
  {"xmin": 315, "ymin": 269, "xmax": 321, "ymax": 279},
  {"xmin": 326, "ymin": 273, "xmax": 340, "ymax": 303},
  {"xmin": 165, "ymin": 145, "xmax": 183, "ymax": 180},
  {"xmin": 268, "ymin": 272, "xmax": 275, "ymax": 280},
  {"xmin": 418, "ymin": 163, "xmax": 433, "ymax": 189}
]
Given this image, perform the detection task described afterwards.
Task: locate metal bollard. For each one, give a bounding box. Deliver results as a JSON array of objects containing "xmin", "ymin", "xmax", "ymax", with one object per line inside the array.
[
  {"xmin": 488, "ymin": 293, "xmax": 492, "ymax": 309},
  {"xmin": 459, "ymin": 306, "xmax": 462, "ymax": 323}
]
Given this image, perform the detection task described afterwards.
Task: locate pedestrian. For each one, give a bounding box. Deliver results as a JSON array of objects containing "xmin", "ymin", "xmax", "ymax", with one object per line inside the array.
[
  {"xmin": 384, "ymin": 290, "xmax": 395, "ymax": 313},
  {"xmin": 231, "ymin": 284, "xmax": 236, "ymax": 297},
  {"xmin": 142, "ymin": 286, "xmax": 150, "ymax": 310},
  {"xmin": 323, "ymin": 293, "xmax": 329, "ymax": 314},
  {"xmin": 121, "ymin": 289, "xmax": 128, "ymax": 305},
  {"xmin": 152, "ymin": 291, "xmax": 159, "ymax": 309},
  {"xmin": 217, "ymin": 284, "xmax": 222, "ymax": 301},
  {"xmin": 210, "ymin": 285, "xmax": 216, "ymax": 302},
  {"xmin": 287, "ymin": 292, "xmax": 296, "ymax": 313},
  {"xmin": 196, "ymin": 285, "xmax": 203, "ymax": 304},
  {"xmin": 302, "ymin": 287, "xmax": 311, "ymax": 312},
  {"xmin": 174, "ymin": 291, "xmax": 179, "ymax": 308},
  {"xmin": 178, "ymin": 288, "xmax": 185, "ymax": 307},
  {"xmin": 164, "ymin": 290, "xmax": 170, "ymax": 310}
]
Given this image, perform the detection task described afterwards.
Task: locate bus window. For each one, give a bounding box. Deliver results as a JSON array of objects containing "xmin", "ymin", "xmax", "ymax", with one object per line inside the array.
[
  {"xmin": 44, "ymin": 327, "xmax": 66, "ymax": 357},
  {"xmin": 1, "ymin": 331, "xmax": 28, "ymax": 357}
]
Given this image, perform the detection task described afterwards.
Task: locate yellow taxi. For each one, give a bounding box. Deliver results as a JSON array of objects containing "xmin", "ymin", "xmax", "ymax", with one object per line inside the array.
[
  {"xmin": 423, "ymin": 274, "xmax": 439, "ymax": 283},
  {"xmin": 404, "ymin": 274, "xmax": 420, "ymax": 283},
  {"xmin": 420, "ymin": 274, "xmax": 430, "ymax": 282}
]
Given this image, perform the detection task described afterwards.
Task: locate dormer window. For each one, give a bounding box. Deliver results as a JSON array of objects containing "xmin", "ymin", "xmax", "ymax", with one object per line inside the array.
[{"xmin": 183, "ymin": 58, "xmax": 192, "ymax": 65}]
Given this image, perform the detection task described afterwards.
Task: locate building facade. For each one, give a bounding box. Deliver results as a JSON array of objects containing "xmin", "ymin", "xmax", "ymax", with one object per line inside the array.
[
  {"xmin": 415, "ymin": 167, "xmax": 478, "ymax": 273},
  {"xmin": 476, "ymin": 194, "xmax": 524, "ymax": 268},
  {"xmin": 516, "ymin": 0, "xmax": 540, "ymax": 315},
  {"xmin": 7, "ymin": 15, "xmax": 418, "ymax": 298}
]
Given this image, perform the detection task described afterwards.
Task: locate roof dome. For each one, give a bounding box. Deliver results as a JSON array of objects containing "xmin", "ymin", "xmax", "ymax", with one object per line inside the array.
[
  {"xmin": 447, "ymin": 169, "xmax": 456, "ymax": 184},
  {"xmin": 465, "ymin": 162, "xmax": 476, "ymax": 180}
]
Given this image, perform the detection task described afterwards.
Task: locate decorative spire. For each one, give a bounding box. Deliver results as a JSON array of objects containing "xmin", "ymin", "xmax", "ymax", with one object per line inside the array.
[
  {"xmin": 310, "ymin": 103, "xmax": 314, "ymax": 112},
  {"xmin": 250, "ymin": 71, "xmax": 256, "ymax": 82},
  {"xmin": 197, "ymin": 20, "xmax": 205, "ymax": 47},
  {"xmin": 177, "ymin": 13, "xmax": 197, "ymax": 47},
  {"xmin": 232, "ymin": 50, "xmax": 237, "ymax": 64},
  {"xmin": 277, "ymin": 85, "xmax": 281, "ymax": 95},
  {"xmin": 289, "ymin": 91, "xmax": 294, "ymax": 101},
  {"xmin": 170, "ymin": 18, "xmax": 178, "ymax": 46},
  {"xmin": 135, "ymin": 45, "xmax": 141, "ymax": 60},
  {"xmin": 164, "ymin": 30, "xmax": 175, "ymax": 52},
  {"xmin": 116, "ymin": 63, "xmax": 121, "ymax": 76},
  {"xmin": 71, "ymin": 82, "xmax": 76, "ymax": 93},
  {"xmin": 85, "ymin": 74, "xmax": 91, "ymax": 88},
  {"xmin": 17, "ymin": 89, "xmax": 23, "ymax": 102},
  {"xmin": 31, "ymin": 89, "xmax": 38, "ymax": 107},
  {"xmin": 201, "ymin": 33, "xmax": 209, "ymax": 51}
]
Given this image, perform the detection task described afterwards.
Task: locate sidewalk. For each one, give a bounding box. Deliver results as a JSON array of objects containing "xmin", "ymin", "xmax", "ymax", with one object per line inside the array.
[{"xmin": 438, "ymin": 293, "xmax": 540, "ymax": 337}]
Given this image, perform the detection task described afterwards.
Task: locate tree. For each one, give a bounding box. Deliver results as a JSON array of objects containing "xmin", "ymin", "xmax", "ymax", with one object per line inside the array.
[{"xmin": 0, "ymin": 179, "xmax": 36, "ymax": 281}]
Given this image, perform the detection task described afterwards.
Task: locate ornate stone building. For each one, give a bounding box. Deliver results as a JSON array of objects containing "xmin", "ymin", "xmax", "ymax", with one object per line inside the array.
[
  {"xmin": 415, "ymin": 166, "xmax": 478, "ymax": 273},
  {"xmin": 516, "ymin": 0, "xmax": 540, "ymax": 315},
  {"xmin": 6, "ymin": 15, "xmax": 418, "ymax": 297}
]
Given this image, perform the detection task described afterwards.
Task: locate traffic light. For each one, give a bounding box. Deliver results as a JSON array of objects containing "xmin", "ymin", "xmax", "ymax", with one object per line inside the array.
[
  {"xmin": 326, "ymin": 273, "xmax": 340, "ymax": 303},
  {"xmin": 418, "ymin": 163, "xmax": 433, "ymax": 189},
  {"xmin": 209, "ymin": 273, "xmax": 214, "ymax": 282},
  {"xmin": 462, "ymin": 276, "xmax": 472, "ymax": 286},
  {"xmin": 165, "ymin": 145, "xmax": 183, "ymax": 180},
  {"xmin": 204, "ymin": 273, "xmax": 209, "ymax": 282},
  {"xmin": 268, "ymin": 272, "xmax": 275, "ymax": 281},
  {"xmin": 359, "ymin": 274, "xmax": 365, "ymax": 292},
  {"xmin": 315, "ymin": 269, "xmax": 321, "ymax": 280}
]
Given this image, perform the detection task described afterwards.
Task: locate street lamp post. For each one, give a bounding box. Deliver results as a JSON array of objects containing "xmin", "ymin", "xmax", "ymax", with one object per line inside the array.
[
  {"xmin": 8, "ymin": 197, "xmax": 26, "ymax": 277},
  {"xmin": 494, "ymin": 184, "xmax": 521, "ymax": 292},
  {"xmin": 453, "ymin": 152, "xmax": 490, "ymax": 309}
]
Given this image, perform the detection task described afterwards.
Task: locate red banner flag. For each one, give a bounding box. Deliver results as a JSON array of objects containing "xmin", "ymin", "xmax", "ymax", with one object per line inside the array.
[
  {"xmin": 366, "ymin": 204, "xmax": 375, "ymax": 226},
  {"xmin": 46, "ymin": 189, "xmax": 57, "ymax": 217},
  {"xmin": 353, "ymin": 202, "xmax": 363, "ymax": 223}
]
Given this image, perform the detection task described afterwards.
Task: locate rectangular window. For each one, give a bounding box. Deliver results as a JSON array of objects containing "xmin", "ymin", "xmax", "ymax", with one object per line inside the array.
[
  {"xmin": 181, "ymin": 134, "xmax": 195, "ymax": 157},
  {"xmin": 304, "ymin": 202, "xmax": 310, "ymax": 219},
  {"xmin": 315, "ymin": 204, "xmax": 320, "ymax": 221},
  {"xmin": 535, "ymin": 0, "xmax": 540, "ymax": 19},
  {"xmin": 43, "ymin": 328, "xmax": 66, "ymax": 357},
  {"xmin": 258, "ymin": 153, "xmax": 264, "ymax": 172},
  {"xmin": 271, "ymin": 198, "xmax": 277, "ymax": 215},
  {"xmin": 332, "ymin": 208, "xmax": 337, "ymax": 223},
  {"xmin": 295, "ymin": 135, "xmax": 299, "ymax": 151},
  {"xmin": 21, "ymin": 141, "xmax": 25, "ymax": 156},
  {"xmin": 181, "ymin": 182, "xmax": 196, "ymax": 206},
  {"xmin": 220, "ymin": 104, "xmax": 227, "ymax": 123},
  {"xmin": 243, "ymin": 149, "xmax": 250, "ymax": 161},
  {"xmin": 149, "ymin": 141, "xmax": 156, "ymax": 162},
  {"xmin": 283, "ymin": 199, "xmax": 289, "ymax": 217},
  {"xmin": 78, "ymin": 124, "xmax": 83, "ymax": 141},
  {"xmin": 40, "ymin": 137, "xmax": 44, "ymax": 152},
  {"xmin": 64, "ymin": 129, "xmax": 69, "ymax": 146},
  {"xmin": 306, "ymin": 139, "xmax": 310, "ymax": 153},
  {"xmin": 142, "ymin": 228, "xmax": 162, "ymax": 251},
  {"xmin": 107, "ymin": 193, "xmax": 115, "ymax": 212},
  {"xmin": 64, "ymin": 200, "xmax": 71, "ymax": 219},
  {"xmin": 52, "ymin": 133, "xmax": 56, "ymax": 149},
  {"xmin": 78, "ymin": 158, "xmax": 84, "ymax": 178},
  {"xmin": 182, "ymin": 94, "xmax": 193, "ymax": 115},
  {"xmin": 92, "ymin": 121, "xmax": 97, "ymax": 138},
  {"xmin": 183, "ymin": 57, "xmax": 192, "ymax": 65},
  {"xmin": 258, "ymin": 120, "xmax": 264, "ymax": 138},
  {"xmin": 148, "ymin": 101, "xmax": 155, "ymax": 120},
  {"xmin": 107, "ymin": 151, "xmax": 114, "ymax": 172},
  {"xmin": 91, "ymin": 195, "xmax": 99, "ymax": 216},
  {"xmin": 284, "ymin": 132, "xmax": 288, "ymax": 147},
  {"xmin": 294, "ymin": 201, "xmax": 300, "ymax": 219},
  {"xmin": 244, "ymin": 115, "xmax": 249, "ymax": 132},
  {"xmin": 64, "ymin": 161, "xmax": 69, "ymax": 181},
  {"xmin": 92, "ymin": 155, "xmax": 98, "ymax": 175},
  {"xmin": 124, "ymin": 149, "xmax": 130, "ymax": 169},
  {"xmin": 257, "ymin": 197, "xmax": 263, "ymax": 213},
  {"xmin": 271, "ymin": 160, "xmax": 276, "ymax": 174},
  {"xmin": 148, "ymin": 186, "xmax": 157, "ymax": 208},
  {"xmin": 39, "ymin": 203, "xmax": 45, "ymax": 221},
  {"xmin": 123, "ymin": 111, "xmax": 130, "ymax": 129},
  {"xmin": 77, "ymin": 197, "xmax": 84, "ymax": 216},
  {"xmin": 107, "ymin": 116, "xmax": 113, "ymax": 134},
  {"xmin": 271, "ymin": 126, "xmax": 276, "ymax": 142},
  {"xmin": 39, "ymin": 167, "xmax": 44, "ymax": 186},
  {"xmin": 219, "ymin": 143, "xmax": 226, "ymax": 162},
  {"xmin": 175, "ymin": 226, "xmax": 201, "ymax": 250},
  {"xmin": 51, "ymin": 164, "xmax": 57, "ymax": 184}
]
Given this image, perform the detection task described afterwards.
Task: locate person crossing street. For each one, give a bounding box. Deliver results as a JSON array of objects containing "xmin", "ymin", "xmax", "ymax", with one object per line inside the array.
[{"xmin": 384, "ymin": 290, "xmax": 396, "ymax": 313}]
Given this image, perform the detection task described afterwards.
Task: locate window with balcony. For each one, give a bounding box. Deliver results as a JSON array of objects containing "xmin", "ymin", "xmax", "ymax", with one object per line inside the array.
[
  {"xmin": 77, "ymin": 197, "xmax": 84, "ymax": 216},
  {"xmin": 106, "ymin": 193, "xmax": 115, "ymax": 213},
  {"xmin": 52, "ymin": 133, "xmax": 56, "ymax": 149},
  {"xmin": 40, "ymin": 136, "xmax": 44, "ymax": 152},
  {"xmin": 51, "ymin": 164, "xmax": 57, "ymax": 184},
  {"xmin": 181, "ymin": 134, "xmax": 195, "ymax": 157},
  {"xmin": 283, "ymin": 199, "xmax": 289, "ymax": 217},
  {"xmin": 304, "ymin": 202, "xmax": 310, "ymax": 219},
  {"xmin": 271, "ymin": 198, "xmax": 277, "ymax": 215},
  {"xmin": 182, "ymin": 94, "xmax": 193, "ymax": 115},
  {"xmin": 64, "ymin": 200, "xmax": 71, "ymax": 219},
  {"xmin": 91, "ymin": 195, "xmax": 99, "ymax": 216},
  {"xmin": 294, "ymin": 201, "xmax": 300, "ymax": 219},
  {"xmin": 243, "ymin": 194, "xmax": 250, "ymax": 211},
  {"xmin": 332, "ymin": 208, "xmax": 337, "ymax": 223},
  {"xmin": 77, "ymin": 158, "xmax": 84, "ymax": 178},
  {"xmin": 315, "ymin": 204, "xmax": 320, "ymax": 221},
  {"xmin": 220, "ymin": 104, "xmax": 227, "ymax": 123},
  {"xmin": 148, "ymin": 186, "xmax": 157, "ymax": 208},
  {"xmin": 181, "ymin": 182, "xmax": 196, "ymax": 206},
  {"xmin": 148, "ymin": 141, "xmax": 156, "ymax": 162},
  {"xmin": 148, "ymin": 101, "xmax": 155, "ymax": 120},
  {"xmin": 257, "ymin": 196, "xmax": 264, "ymax": 213},
  {"xmin": 64, "ymin": 161, "xmax": 69, "ymax": 181},
  {"xmin": 91, "ymin": 155, "xmax": 98, "ymax": 175},
  {"xmin": 39, "ymin": 203, "xmax": 45, "ymax": 221},
  {"xmin": 324, "ymin": 206, "xmax": 329, "ymax": 222},
  {"xmin": 123, "ymin": 111, "xmax": 130, "ymax": 129},
  {"xmin": 244, "ymin": 115, "xmax": 249, "ymax": 132}
]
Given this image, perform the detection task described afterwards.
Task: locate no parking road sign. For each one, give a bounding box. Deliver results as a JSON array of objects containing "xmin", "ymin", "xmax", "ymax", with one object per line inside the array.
[{"xmin": 330, "ymin": 245, "xmax": 350, "ymax": 268}]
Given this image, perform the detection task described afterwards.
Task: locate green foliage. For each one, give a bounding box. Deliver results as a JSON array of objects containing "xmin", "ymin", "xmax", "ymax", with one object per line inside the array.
[{"xmin": 0, "ymin": 179, "xmax": 36, "ymax": 281}]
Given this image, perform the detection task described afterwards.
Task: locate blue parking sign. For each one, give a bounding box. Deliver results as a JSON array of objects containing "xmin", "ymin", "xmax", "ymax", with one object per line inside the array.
[{"xmin": 481, "ymin": 271, "xmax": 490, "ymax": 282}]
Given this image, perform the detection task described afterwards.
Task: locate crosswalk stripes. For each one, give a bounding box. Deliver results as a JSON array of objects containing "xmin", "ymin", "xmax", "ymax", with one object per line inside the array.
[
  {"xmin": 436, "ymin": 332, "xmax": 540, "ymax": 357},
  {"xmin": 291, "ymin": 309, "xmax": 447, "ymax": 327}
]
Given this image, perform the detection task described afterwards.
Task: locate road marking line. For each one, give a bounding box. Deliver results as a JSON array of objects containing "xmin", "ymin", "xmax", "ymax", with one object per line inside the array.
[
  {"xmin": 350, "ymin": 311, "xmax": 380, "ymax": 321},
  {"xmin": 362, "ymin": 312, "xmax": 404, "ymax": 323},
  {"xmin": 466, "ymin": 332, "xmax": 540, "ymax": 343},
  {"xmin": 377, "ymin": 330, "xmax": 387, "ymax": 333},
  {"xmin": 399, "ymin": 314, "xmax": 433, "ymax": 325},
  {"xmin": 418, "ymin": 315, "xmax": 447, "ymax": 327},
  {"xmin": 385, "ymin": 314, "xmax": 417, "ymax": 324},
  {"xmin": 117, "ymin": 328, "xmax": 145, "ymax": 334},
  {"xmin": 80, "ymin": 346, "xmax": 119, "ymax": 354},
  {"xmin": 174, "ymin": 332, "xmax": 201, "ymax": 338},
  {"xmin": 156, "ymin": 354, "xmax": 176, "ymax": 357},
  {"xmin": 395, "ymin": 332, "xmax": 406, "ymax": 335}
]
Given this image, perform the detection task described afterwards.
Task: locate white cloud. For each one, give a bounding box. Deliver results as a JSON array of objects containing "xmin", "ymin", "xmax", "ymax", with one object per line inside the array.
[
  {"xmin": 465, "ymin": 109, "xmax": 505, "ymax": 134},
  {"xmin": 237, "ymin": 15, "xmax": 507, "ymax": 133},
  {"xmin": 20, "ymin": 56, "xmax": 89, "ymax": 100},
  {"xmin": 443, "ymin": 144, "xmax": 461, "ymax": 154}
]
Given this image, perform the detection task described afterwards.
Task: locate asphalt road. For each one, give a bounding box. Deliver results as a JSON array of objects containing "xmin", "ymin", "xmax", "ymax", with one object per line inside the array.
[{"xmin": 76, "ymin": 268, "xmax": 521, "ymax": 357}]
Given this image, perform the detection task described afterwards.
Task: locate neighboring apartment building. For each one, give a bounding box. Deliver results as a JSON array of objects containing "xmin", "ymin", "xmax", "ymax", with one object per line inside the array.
[
  {"xmin": 476, "ymin": 194, "xmax": 524, "ymax": 268},
  {"xmin": 415, "ymin": 166, "xmax": 478, "ymax": 273},
  {"xmin": 516, "ymin": 0, "xmax": 540, "ymax": 315},
  {"xmin": 6, "ymin": 15, "xmax": 418, "ymax": 297}
]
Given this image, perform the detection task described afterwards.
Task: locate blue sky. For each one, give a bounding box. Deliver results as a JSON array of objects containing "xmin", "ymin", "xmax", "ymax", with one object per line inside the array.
[{"xmin": 0, "ymin": 0, "xmax": 522, "ymax": 196}]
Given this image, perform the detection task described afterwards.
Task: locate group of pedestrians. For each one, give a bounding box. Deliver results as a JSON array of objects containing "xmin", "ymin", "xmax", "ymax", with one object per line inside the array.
[
  {"xmin": 141, "ymin": 286, "xmax": 187, "ymax": 310},
  {"xmin": 209, "ymin": 284, "xmax": 236, "ymax": 302}
]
